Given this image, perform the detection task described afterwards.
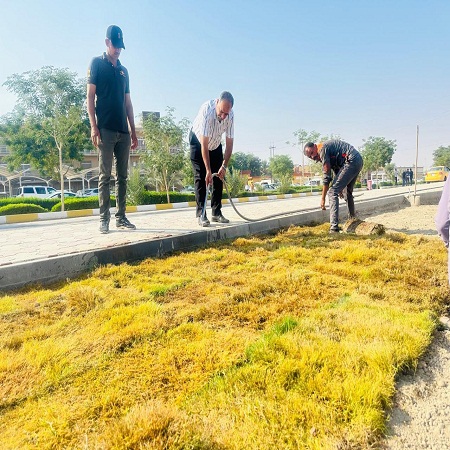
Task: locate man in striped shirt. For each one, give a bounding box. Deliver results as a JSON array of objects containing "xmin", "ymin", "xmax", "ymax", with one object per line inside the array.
[{"xmin": 189, "ymin": 91, "xmax": 235, "ymax": 227}]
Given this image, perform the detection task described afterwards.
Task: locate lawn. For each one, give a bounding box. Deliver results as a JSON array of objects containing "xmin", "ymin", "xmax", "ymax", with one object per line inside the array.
[{"xmin": 0, "ymin": 224, "xmax": 448, "ymax": 449}]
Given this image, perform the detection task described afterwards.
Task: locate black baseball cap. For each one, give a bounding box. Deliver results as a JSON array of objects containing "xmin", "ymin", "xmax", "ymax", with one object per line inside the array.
[{"xmin": 106, "ymin": 25, "xmax": 125, "ymax": 49}]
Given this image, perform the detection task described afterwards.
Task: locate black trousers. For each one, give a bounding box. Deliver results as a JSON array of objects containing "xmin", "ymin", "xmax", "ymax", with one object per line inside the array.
[{"xmin": 189, "ymin": 131, "xmax": 224, "ymax": 217}]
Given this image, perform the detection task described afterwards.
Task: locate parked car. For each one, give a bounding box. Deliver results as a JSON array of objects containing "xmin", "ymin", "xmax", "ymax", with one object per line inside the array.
[
  {"xmin": 303, "ymin": 179, "xmax": 321, "ymax": 187},
  {"xmin": 424, "ymin": 166, "xmax": 449, "ymax": 183},
  {"xmin": 46, "ymin": 190, "xmax": 77, "ymax": 199},
  {"xmin": 16, "ymin": 185, "xmax": 56, "ymax": 198},
  {"xmin": 180, "ymin": 186, "xmax": 195, "ymax": 193},
  {"xmin": 261, "ymin": 183, "xmax": 277, "ymax": 191},
  {"xmin": 76, "ymin": 188, "xmax": 99, "ymax": 197}
]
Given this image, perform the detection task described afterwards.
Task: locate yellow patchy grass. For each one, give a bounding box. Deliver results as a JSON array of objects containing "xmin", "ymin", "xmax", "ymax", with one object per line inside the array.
[{"xmin": 0, "ymin": 224, "xmax": 448, "ymax": 449}]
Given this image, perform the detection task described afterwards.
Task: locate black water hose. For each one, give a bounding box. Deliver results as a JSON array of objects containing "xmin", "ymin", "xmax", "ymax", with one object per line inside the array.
[{"xmin": 201, "ymin": 174, "xmax": 325, "ymax": 223}]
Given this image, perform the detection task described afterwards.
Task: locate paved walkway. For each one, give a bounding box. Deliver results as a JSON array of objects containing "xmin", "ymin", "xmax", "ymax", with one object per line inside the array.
[{"xmin": 0, "ymin": 184, "xmax": 442, "ymax": 291}]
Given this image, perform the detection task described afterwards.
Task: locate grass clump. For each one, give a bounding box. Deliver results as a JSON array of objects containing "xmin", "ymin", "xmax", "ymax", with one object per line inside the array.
[{"xmin": 0, "ymin": 224, "xmax": 448, "ymax": 449}]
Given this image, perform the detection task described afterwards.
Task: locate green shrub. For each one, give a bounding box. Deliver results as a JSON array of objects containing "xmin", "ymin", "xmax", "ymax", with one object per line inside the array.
[
  {"xmin": 222, "ymin": 191, "xmax": 259, "ymax": 199},
  {"xmin": 139, "ymin": 191, "xmax": 194, "ymax": 205},
  {"xmin": 127, "ymin": 168, "xmax": 146, "ymax": 206},
  {"xmin": 298, "ymin": 186, "xmax": 322, "ymax": 193},
  {"xmin": 0, "ymin": 203, "xmax": 47, "ymax": 216},
  {"xmin": 225, "ymin": 168, "xmax": 246, "ymax": 197},
  {"xmin": 278, "ymin": 175, "xmax": 293, "ymax": 194},
  {"xmin": 51, "ymin": 196, "xmax": 116, "ymax": 212},
  {"xmin": 0, "ymin": 197, "xmax": 58, "ymax": 210},
  {"xmin": 168, "ymin": 192, "xmax": 196, "ymax": 203}
]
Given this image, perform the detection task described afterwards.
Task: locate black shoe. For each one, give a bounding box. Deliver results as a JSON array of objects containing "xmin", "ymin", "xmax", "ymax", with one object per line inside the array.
[
  {"xmin": 329, "ymin": 228, "xmax": 342, "ymax": 234},
  {"xmin": 116, "ymin": 216, "xmax": 136, "ymax": 229},
  {"xmin": 198, "ymin": 216, "xmax": 210, "ymax": 227},
  {"xmin": 99, "ymin": 220, "xmax": 110, "ymax": 234},
  {"xmin": 211, "ymin": 214, "xmax": 230, "ymax": 224}
]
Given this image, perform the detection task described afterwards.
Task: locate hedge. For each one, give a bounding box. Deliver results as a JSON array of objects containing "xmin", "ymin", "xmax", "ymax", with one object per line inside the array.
[
  {"xmin": 0, "ymin": 187, "xmax": 332, "ymax": 216},
  {"xmin": 0, "ymin": 197, "xmax": 59, "ymax": 210},
  {"xmin": 51, "ymin": 196, "xmax": 116, "ymax": 212},
  {"xmin": 0, "ymin": 203, "xmax": 48, "ymax": 216}
]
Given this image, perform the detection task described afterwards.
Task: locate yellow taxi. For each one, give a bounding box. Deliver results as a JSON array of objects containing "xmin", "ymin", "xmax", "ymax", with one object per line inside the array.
[{"xmin": 425, "ymin": 166, "xmax": 449, "ymax": 183}]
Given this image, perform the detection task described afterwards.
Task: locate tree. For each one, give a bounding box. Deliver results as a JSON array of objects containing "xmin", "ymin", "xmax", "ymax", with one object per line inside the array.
[
  {"xmin": 384, "ymin": 163, "xmax": 396, "ymax": 184},
  {"xmin": 432, "ymin": 145, "xmax": 450, "ymax": 167},
  {"xmin": 293, "ymin": 129, "xmax": 321, "ymax": 148},
  {"xmin": 180, "ymin": 153, "xmax": 194, "ymax": 188},
  {"xmin": 360, "ymin": 136, "xmax": 396, "ymax": 177},
  {"xmin": 268, "ymin": 154, "xmax": 294, "ymax": 180},
  {"xmin": 230, "ymin": 152, "xmax": 263, "ymax": 175},
  {"xmin": 290, "ymin": 129, "xmax": 329, "ymax": 178},
  {"xmin": 260, "ymin": 159, "xmax": 269, "ymax": 176},
  {"xmin": 319, "ymin": 133, "xmax": 341, "ymax": 141},
  {"xmin": 142, "ymin": 107, "xmax": 190, "ymax": 203},
  {"xmin": 0, "ymin": 66, "xmax": 90, "ymax": 211}
]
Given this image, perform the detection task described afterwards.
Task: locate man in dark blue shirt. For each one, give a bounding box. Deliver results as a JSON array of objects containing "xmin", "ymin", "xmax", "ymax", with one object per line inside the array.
[
  {"xmin": 87, "ymin": 25, "xmax": 138, "ymax": 234},
  {"xmin": 304, "ymin": 140, "xmax": 363, "ymax": 233}
]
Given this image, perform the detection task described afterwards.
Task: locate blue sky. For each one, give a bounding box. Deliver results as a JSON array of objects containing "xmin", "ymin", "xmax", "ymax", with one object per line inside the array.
[{"xmin": 1, "ymin": 0, "xmax": 450, "ymax": 168}]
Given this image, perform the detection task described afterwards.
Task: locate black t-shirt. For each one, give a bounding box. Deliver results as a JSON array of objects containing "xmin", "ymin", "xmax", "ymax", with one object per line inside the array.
[{"xmin": 87, "ymin": 53, "xmax": 130, "ymax": 134}]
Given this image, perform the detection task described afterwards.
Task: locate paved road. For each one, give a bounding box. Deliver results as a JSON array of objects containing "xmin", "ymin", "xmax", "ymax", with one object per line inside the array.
[{"xmin": 0, "ymin": 184, "xmax": 443, "ymax": 291}]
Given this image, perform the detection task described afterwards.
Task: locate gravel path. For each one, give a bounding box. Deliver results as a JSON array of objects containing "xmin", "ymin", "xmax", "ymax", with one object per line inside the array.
[{"xmin": 362, "ymin": 204, "xmax": 450, "ymax": 450}]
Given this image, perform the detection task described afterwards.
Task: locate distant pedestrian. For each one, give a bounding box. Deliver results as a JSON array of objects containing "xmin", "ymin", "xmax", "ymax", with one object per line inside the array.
[
  {"xmin": 435, "ymin": 176, "xmax": 450, "ymax": 284},
  {"xmin": 87, "ymin": 25, "xmax": 138, "ymax": 234},
  {"xmin": 304, "ymin": 140, "xmax": 363, "ymax": 233},
  {"xmin": 189, "ymin": 91, "xmax": 235, "ymax": 227},
  {"xmin": 408, "ymin": 168, "xmax": 414, "ymax": 185},
  {"xmin": 394, "ymin": 168, "xmax": 398, "ymax": 185},
  {"xmin": 402, "ymin": 170, "xmax": 407, "ymax": 186}
]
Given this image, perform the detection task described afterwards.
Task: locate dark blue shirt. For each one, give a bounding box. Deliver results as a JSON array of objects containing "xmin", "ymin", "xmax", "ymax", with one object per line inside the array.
[
  {"xmin": 87, "ymin": 53, "xmax": 130, "ymax": 134},
  {"xmin": 319, "ymin": 140, "xmax": 359, "ymax": 185}
]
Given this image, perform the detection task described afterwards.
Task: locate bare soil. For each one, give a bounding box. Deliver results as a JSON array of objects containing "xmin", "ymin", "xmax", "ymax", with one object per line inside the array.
[{"xmin": 363, "ymin": 204, "xmax": 450, "ymax": 450}]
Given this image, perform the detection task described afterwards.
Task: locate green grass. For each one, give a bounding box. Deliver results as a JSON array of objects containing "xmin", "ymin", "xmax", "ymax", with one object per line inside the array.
[{"xmin": 0, "ymin": 224, "xmax": 448, "ymax": 449}]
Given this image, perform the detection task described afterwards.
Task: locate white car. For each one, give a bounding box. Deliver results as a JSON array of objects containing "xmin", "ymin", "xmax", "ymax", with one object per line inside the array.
[
  {"xmin": 180, "ymin": 186, "xmax": 195, "ymax": 193},
  {"xmin": 303, "ymin": 179, "xmax": 321, "ymax": 187},
  {"xmin": 46, "ymin": 190, "xmax": 77, "ymax": 199},
  {"xmin": 76, "ymin": 188, "xmax": 99, "ymax": 197},
  {"xmin": 16, "ymin": 185, "xmax": 56, "ymax": 198}
]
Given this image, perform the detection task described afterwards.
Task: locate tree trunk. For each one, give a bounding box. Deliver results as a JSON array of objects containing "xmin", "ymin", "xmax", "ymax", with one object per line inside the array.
[{"xmin": 58, "ymin": 144, "xmax": 65, "ymax": 212}]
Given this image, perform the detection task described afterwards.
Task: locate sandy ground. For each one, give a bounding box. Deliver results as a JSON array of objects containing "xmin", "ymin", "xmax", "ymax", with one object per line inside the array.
[
  {"xmin": 361, "ymin": 204, "xmax": 450, "ymax": 450},
  {"xmin": 361, "ymin": 203, "xmax": 439, "ymax": 237}
]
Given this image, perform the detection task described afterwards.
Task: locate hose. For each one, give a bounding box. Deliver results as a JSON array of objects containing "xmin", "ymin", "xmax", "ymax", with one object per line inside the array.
[{"xmin": 201, "ymin": 173, "xmax": 324, "ymax": 223}]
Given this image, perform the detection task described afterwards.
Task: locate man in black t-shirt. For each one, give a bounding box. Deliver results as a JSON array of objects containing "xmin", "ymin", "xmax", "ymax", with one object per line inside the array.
[
  {"xmin": 304, "ymin": 140, "xmax": 363, "ymax": 233},
  {"xmin": 87, "ymin": 25, "xmax": 138, "ymax": 234}
]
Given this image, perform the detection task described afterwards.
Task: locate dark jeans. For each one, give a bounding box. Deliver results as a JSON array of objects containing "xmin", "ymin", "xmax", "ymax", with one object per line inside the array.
[
  {"xmin": 189, "ymin": 131, "xmax": 224, "ymax": 217},
  {"xmin": 328, "ymin": 152, "xmax": 363, "ymax": 230},
  {"xmin": 98, "ymin": 128, "xmax": 131, "ymax": 221}
]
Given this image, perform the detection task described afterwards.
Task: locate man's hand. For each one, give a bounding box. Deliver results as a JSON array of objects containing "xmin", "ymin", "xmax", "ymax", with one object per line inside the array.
[
  {"xmin": 131, "ymin": 131, "xmax": 138, "ymax": 150},
  {"xmin": 217, "ymin": 165, "xmax": 226, "ymax": 181},
  {"xmin": 205, "ymin": 170, "xmax": 213, "ymax": 188},
  {"xmin": 320, "ymin": 198, "xmax": 326, "ymax": 210},
  {"xmin": 91, "ymin": 125, "xmax": 101, "ymax": 148}
]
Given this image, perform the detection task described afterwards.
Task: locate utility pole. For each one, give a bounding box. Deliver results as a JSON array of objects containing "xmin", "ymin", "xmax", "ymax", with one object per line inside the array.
[
  {"xmin": 414, "ymin": 125, "xmax": 419, "ymax": 202},
  {"xmin": 301, "ymin": 140, "xmax": 305, "ymax": 179},
  {"xmin": 269, "ymin": 144, "xmax": 275, "ymax": 183},
  {"xmin": 269, "ymin": 144, "xmax": 275, "ymax": 159}
]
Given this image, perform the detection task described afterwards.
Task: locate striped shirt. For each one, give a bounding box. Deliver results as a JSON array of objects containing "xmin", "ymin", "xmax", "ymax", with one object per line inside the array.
[{"xmin": 192, "ymin": 99, "xmax": 234, "ymax": 150}]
